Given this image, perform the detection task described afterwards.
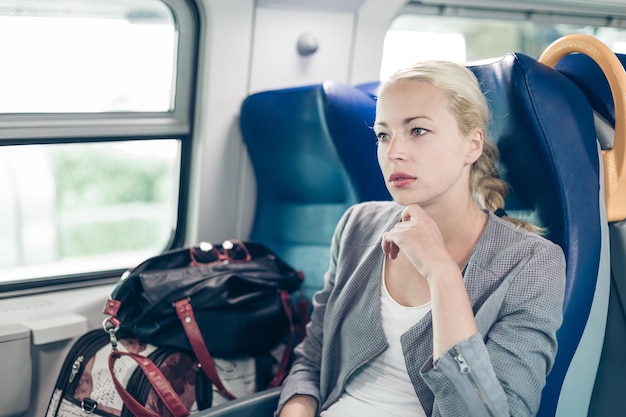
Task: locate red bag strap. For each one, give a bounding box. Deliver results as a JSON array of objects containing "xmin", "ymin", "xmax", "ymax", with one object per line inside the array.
[
  {"xmin": 107, "ymin": 350, "xmax": 190, "ymax": 417},
  {"xmin": 174, "ymin": 298, "xmax": 237, "ymax": 401},
  {"xmin": 268, "ymin": 290, "xmax": 296, "ymax": 388},
  {"xmin": 174, "ymin": 293, "xmax": 296, "ymax": 397}
]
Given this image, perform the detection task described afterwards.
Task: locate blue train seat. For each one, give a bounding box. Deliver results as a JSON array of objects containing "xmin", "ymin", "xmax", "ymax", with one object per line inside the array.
[
  {"xmin": 467, "ymin": 53, "xmax": 606, "ymax": 417},
  {"xmin": 198, "ymin": 53, "xmax": 603, "ymax": 417},
  {"xmin": 353, "ymin": 80, "xmax": 380, "ymax": 99},
  {"xmin": 554, "ymin": 51, "xmax": 626, "ymax": 417},
  {"xmin": 239, "ymin": 82, "xmax": 389, "ymax": 302}
]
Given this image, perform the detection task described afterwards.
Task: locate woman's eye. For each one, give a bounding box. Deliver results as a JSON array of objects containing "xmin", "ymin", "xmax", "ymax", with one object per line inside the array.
[
  {"xmin": 411, "ymin": 127, "xmax": 428, "ymax": 136},
  {"xmin": 375, "ymin": 132, "xmax": 389, "ymax": 142}
]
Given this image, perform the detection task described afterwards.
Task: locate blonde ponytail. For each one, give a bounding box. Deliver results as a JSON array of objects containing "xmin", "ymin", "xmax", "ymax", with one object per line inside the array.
[{"xmin": 471, "ymin": 140, "xmax": 545, "ymax": 235}]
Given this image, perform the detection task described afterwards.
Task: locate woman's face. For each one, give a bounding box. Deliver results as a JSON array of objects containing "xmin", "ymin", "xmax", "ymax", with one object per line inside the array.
[{"xmin": 374, "ymin": 80, "xmax": 483, "ymax": 209}]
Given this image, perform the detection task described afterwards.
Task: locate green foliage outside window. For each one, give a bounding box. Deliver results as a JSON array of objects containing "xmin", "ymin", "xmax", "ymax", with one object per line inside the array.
[{"xmin": 50, "ymin": 144, "xmax": 175, "ymax": 257}]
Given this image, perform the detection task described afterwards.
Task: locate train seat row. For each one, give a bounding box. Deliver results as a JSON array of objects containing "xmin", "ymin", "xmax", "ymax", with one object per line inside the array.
[{"xmin": 202, "ymin": 45, "xmax": 623, "ymax": 416}]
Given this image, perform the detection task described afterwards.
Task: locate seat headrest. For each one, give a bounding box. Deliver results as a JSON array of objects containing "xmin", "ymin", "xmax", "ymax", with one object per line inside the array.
[
  {"xmin": 322, "ymin": 81, "xmax": 390, "ymax": 202},
  {"xmin": 353, "ymin": 81, "xmax": 380, "ymax": 100},
  {"xmin": 554, "ymin": 52, "xmax": 626, "ymax": 127},
  {"xmin": 241, "ymin": 84, "xmax": 356, "ymax": 203}
]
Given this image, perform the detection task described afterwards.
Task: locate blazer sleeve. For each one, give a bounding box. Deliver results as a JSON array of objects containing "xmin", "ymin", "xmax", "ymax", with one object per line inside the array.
[
  {"xmin": 420, "ymin": 240, "xmax": 566, "ymax": 417},
  {"xmin": 274, "ymin": 205, "xmax": 354, "ymax": 416}
]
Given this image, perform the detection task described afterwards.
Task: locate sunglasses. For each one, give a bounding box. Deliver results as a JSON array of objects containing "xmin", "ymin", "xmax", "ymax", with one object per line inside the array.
[{"xmin": 189, "ymin": 239, "xmax": 251, "ymax": 265}]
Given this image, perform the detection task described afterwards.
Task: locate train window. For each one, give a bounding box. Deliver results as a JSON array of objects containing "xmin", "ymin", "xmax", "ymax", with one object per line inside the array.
[
  {"xmin": 0, "ymin": 0, "xmax": 197, "ymax": 287},
  {"xmin": 0, "ymin": 140, "xmax": 180, "ymax": 283},
  {"xmin": 0, "ymin": 0, "xmax": 176, "ymax": 113},
  {"xmin": 382, "ymin": 3, "xmax": 626, "ymax": 79}
]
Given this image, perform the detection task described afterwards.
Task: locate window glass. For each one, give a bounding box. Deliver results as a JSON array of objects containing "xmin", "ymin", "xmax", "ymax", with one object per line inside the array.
[
  {"xmin": 0, "ymin": 0, "xmax": 176, "ymax": 113},
  {"xmin": 0, "ymin": 140, "xmax": 180, "ymax": 283},
  {"xmin": 0, "ymin": 0, "xmax": 194, "ymax": 286},
  {"xmin": 381, "ymin": 9, "xmax": 626, "ymax": 80}
]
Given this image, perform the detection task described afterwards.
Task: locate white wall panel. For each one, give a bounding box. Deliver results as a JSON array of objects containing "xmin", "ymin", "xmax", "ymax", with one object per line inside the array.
[
  {"xmin": 190, "ymin": 0, "xmax": 256, "ymax": 244},
  {"xmin": 351, "ymin": 0, "xmax": 406, "ymax": 85},
  {"xmin": 249, "ymin": 8, "xmax": 355, "ymax": 92}
]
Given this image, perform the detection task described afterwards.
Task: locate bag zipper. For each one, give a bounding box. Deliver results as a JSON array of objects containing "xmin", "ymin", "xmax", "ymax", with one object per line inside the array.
[
  {"xmin": 57, "ymin": 329, "xmax": 109, "ymax": 390},
  {"xmin": 453, "ymin": 348, "xmax": 497, "ymax": 417},
  {"xmin": 48, "ymin": 328, "xmax": 115, "ymax": 416}
]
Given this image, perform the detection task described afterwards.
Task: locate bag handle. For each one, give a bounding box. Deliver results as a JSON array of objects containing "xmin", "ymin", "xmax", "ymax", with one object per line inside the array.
[
  {"xmin": 174, "ymin": 291, "xmax": 296, "ymax": 399},
  {"xmin": 174, "ymin": 298, "xmax": 237, "ymax": 400},
  {"xmin": 268, "ymin": 290, "xmax": 295, "ymax": 388},
  {"xmin": 107, "ymin": 350, "xmax": 190, "ymax": 417}
]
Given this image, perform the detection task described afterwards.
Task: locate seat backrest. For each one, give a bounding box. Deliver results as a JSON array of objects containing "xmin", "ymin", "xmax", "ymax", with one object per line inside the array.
[
  {"xmin": 554, "ymin": 51, "xmax": 626, "ymax": 417},
  {"xmin": 466, "ymin": 53, "xmax": 604, "ymax": 417},
  {"xmin": 239, "ymin": 82, "xmax": 389, "ymax": 300}
]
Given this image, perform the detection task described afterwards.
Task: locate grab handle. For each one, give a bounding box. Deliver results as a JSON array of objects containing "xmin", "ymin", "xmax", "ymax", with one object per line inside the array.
[{"xmin": 539, "ymin": 33, "xmax": 626, "ymax": 222}]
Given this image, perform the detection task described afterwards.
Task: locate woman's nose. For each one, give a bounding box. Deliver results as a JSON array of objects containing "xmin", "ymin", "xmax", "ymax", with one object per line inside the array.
[{"xmin": 385, "ymin": 135, "xmax": 407, "ymax": 160}]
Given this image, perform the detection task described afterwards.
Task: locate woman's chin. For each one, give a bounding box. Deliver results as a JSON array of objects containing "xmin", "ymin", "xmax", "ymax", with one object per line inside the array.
[{"xmin": 392, "ymin": 196, "xmax": 421, "ymax": 207}]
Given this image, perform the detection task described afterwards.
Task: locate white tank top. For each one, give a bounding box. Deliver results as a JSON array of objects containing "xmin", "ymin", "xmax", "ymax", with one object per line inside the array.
[{"xmin": 321, "ymin": 264, "xmax": 431, "ymax": 417}]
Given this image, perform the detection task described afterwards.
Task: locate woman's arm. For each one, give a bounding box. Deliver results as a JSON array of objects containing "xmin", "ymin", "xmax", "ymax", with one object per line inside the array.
[
  {"xmin": 422, "ymin": 242, "xmax": 566, "ymax": 417},
  {"xmin": 279, "ymin": 395, "xmax": 318, "ymax": 417},
  {"xmin": 381, "ymin": 204, "xmax": 481, "ymax": 359}
]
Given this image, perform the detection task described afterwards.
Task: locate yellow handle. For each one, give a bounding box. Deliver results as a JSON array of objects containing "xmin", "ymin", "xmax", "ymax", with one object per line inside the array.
[{"xmin": 539, "ymin": 33, "xmax": 626, "ymax": 222}]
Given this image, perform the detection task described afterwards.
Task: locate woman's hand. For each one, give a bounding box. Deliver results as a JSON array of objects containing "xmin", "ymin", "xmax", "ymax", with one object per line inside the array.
[
  {"xmin": 381, "ymin": 204, "xmax": 478, "ymax": 358},
  {"xmin": 381, "ymin": 204, "xmax": 452, "ymax": 279},
  {"xmin": 279, "ymin": 394, "xmax": 318, "ymax": 417}
]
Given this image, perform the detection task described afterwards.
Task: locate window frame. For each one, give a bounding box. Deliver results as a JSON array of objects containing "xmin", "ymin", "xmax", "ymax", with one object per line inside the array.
[
  {"xmin": 403, "ymin": 1, "xmax": 626, "ymax": 26},
  {"xmin": 0, "ymin": 0, "xmax": 199, "ymax": 294},
  {"xmin": 382, "ymin": 1, "xmax": 626, "ymax": 77},
  {"xmin": 0, "ymin": 0, "xmax": 198, "ymax": 142}
]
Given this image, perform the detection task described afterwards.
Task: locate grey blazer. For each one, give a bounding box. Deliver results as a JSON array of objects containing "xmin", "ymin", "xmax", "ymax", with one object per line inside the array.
[{"xmin": 277, "ymin": 201, "xmax": 566, "ymax": 417}]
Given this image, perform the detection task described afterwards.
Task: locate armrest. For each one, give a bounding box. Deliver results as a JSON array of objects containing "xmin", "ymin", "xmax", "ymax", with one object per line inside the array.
[{"xmin": 195, "ymin": 387, "xmax": 281, "ymax": 417}]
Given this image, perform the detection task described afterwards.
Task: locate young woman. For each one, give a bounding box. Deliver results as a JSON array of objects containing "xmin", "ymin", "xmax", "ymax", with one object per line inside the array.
[{"xmin": 276, "ymin": 61, "xmax": 566, "ymax": 417}]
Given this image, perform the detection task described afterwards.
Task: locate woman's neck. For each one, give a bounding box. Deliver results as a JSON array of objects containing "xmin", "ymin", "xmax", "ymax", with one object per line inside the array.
[{"xmin": 429, "ymin": 201, "xmax": 488, "ymax": 269}]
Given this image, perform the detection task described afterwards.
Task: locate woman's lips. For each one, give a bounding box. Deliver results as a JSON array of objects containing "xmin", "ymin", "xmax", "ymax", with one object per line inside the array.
[{"xmin": 389, "ymin": 172, "xmax": 416, "ymax": 187}]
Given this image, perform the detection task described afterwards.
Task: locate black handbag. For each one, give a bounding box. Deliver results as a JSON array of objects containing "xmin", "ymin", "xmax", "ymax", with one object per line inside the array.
[{"xmin": 102, "ymin": 240, "xmax": 305, "ymax": 417}]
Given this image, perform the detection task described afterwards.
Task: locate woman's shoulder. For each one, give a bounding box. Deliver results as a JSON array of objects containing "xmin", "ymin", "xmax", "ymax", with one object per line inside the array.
[
  {"xmin": 489, "ymin": 212, "xmax": 560, "ymax": 245},
  {"xmin": 479, "ymin": 212, "xmax": 565, "ymax": 268},
  {"xmin": 467, "ymin": 213, "xmax": 566, "ymax": 311}
]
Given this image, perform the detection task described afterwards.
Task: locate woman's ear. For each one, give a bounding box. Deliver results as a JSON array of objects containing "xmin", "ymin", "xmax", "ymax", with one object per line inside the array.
[{"xmin": 466, "ymin": 129, "xmax": 484, "ymax": 164}]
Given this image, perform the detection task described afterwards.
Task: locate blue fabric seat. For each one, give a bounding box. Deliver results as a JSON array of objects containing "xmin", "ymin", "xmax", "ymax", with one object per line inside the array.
[
  {"xmin": 198, "ymin": 53, "xmax": 603, "ymax": 417},
  {"xmin": 353, "ymin": 80, "xmax": 380, "ymax": 99},
  {"xmin": 239, "ymin": 81, "xmax": 389, "ymax": 302},
  {"xmin": 554, "ymin": 52, "xmax": 626, "ymax": 417},
  {"xmin": 467, "ymin": 53, "xmax": 605, "ymax": 417}
]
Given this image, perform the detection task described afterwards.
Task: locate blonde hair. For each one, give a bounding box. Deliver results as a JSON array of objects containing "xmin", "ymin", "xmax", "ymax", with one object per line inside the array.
[{"xmin": 378, "ymin": 61, "xmax": 543, "ymax": 234}]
